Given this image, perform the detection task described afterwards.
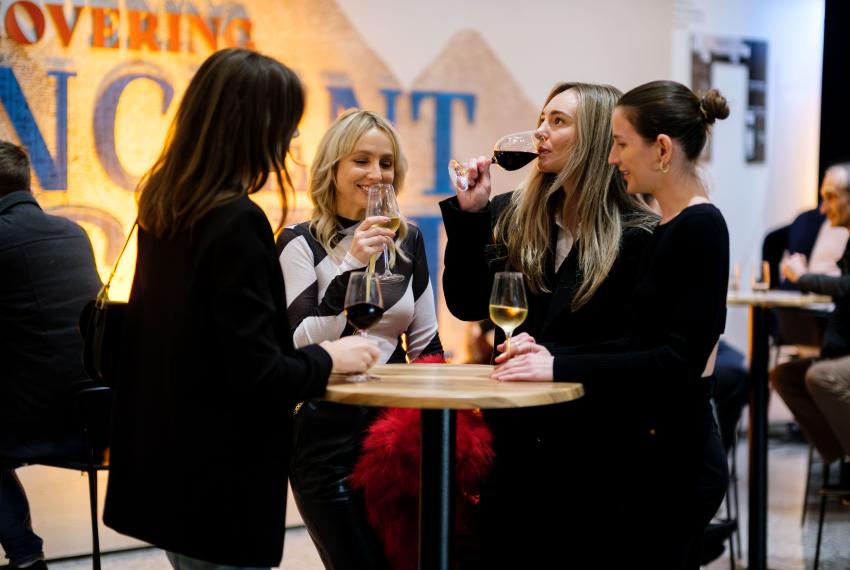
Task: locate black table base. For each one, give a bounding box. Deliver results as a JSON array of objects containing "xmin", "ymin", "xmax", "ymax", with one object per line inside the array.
[{"xmin": 419, "ymin": 409, "xmax": 457, "ymax": 570}]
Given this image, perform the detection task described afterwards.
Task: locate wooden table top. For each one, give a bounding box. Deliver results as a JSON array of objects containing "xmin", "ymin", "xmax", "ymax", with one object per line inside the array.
[
  {"xmin": 323, "ymin": 363, "xmax": 584, "ymax": 410},
  {"xmin": 727, "ymin": 290, "xmax": 832, "ymax": 308}
]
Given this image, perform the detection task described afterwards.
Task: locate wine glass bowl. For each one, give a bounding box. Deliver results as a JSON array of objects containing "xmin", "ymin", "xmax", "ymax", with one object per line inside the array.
[
  {"xmin": 366, "ymin": 184, "xmax": 405, "ymax": 284},
  {"xmin": 342, "ymin": 271, "xmax": 384, "ymax": 382},
  {"xmin": 751, "ymin": 260, "xmax": 771, "ymax": 292},
  {"xmin": 489, "ymin": 271, "xmax": 528, "ymax": 354},
  {"xmin": 448, "ymin": 131, "xmax": 540, "ymax": 192}
]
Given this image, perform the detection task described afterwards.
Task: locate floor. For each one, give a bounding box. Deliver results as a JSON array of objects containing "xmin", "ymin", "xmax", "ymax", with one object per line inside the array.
[{"xmin": 44, "ymin": 439, "xmax": 850, "ymax": 570}]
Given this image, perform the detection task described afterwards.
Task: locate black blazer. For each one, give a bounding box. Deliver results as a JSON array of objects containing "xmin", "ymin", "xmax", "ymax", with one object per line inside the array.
[
  {"xmin": 103, "ymin": 197, "xmax": 331, "ymax": 567},
  {"xmin": 0, "ymin": 191, "xmax": 101, "ymax": 432},
  {"xmin": 440, "ymin": 193, "xmax": 653, "ymax": 454},
  {"xmin": 440, "ymin": 193, "xmax": 651, "ymax": 350}
]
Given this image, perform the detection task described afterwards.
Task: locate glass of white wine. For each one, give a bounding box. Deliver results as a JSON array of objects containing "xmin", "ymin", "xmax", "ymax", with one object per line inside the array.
[
  {"xmin": 751, "ymin": 260, "xmax": 771, "ymax": 292},
  {"xmin": 489, "ymin": 271, "xmax": 528, "ymax": 354},
  {"xmin": 366, "ymin": 183, "xmax": 404, "ymax": 284}
]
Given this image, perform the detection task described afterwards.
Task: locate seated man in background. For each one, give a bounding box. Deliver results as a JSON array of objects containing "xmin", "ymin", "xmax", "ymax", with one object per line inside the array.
[
  {"xmin": 0, "ymin": 141, "xmax": 102, "ymax": 569},
  {"xmin": 763, "ymin": 203, "xmax": 848, "ymax": 291},
  {"xmin": 772, "ymin": 162, "xmax": 850, "ymax": 489}
]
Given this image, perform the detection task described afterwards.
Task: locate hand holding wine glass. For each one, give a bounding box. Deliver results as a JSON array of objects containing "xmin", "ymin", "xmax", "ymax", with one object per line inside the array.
[
  {"xmin": 489, "ymin": 272, "xmax": 528, "ymax": 354},
  {"xmin": 348, "ymin": 215, "xmax": 395, "ymax": 265},
  {"xmin": 455, "ymin": 156, "xmax": 493, "ymax": 213},
  {"xmin": 448, "ymin": 130, "xmax": 540, "ymax": 196},
  {"xmin": 366, "ymin": 184, "xmax": 405, "ymax": 284},
  {"xmin": 342, "ymin": 271, "xmax": 385, "ymax": 382},
  {"xmin": 321, "ymin": 336, "xmax": 381, "ymax": 375}
]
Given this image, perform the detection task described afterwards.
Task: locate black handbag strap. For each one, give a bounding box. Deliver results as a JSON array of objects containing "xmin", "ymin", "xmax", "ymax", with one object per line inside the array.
[{"xmin": 96, "ymin": 220, "xmax": 138, "ymax": 309}]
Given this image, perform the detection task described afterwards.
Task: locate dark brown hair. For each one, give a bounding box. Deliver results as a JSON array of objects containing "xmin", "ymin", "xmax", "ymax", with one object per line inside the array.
[
  {"xmin": 617, "ymin": 80, "xmax": 729, "ymax": 161},
  {"xmin": 0, "ymin": 140, "xmax": 31, "ymax": 197},
  {"xmin": 137, "ymin": 48, "xmax": 305, "ymax": 237}
]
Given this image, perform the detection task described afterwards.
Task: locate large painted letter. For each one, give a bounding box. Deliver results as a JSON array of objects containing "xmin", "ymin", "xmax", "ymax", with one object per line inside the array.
[
  {"xmin": 0, "ymin": 68, "xmax": 74, "ymax": 190},
  {"xmin": 93, "ymin": 65, "xmax": 174, "ymax": 190},
  {"xmin": 327, "ymin": 86, "xmax": 359, "ymax": 121},
  {"xmin": 411, "ymin": 91, "xmax": 475, "ymax": 195},
  {"xmin": 380, "ymin": 89, "xmax": 401, "ymax": 124}
]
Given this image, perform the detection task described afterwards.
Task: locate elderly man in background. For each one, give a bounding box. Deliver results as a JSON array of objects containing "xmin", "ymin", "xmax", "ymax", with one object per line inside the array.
[
  {"xmin": 774, "ymin": 162, "xmax": 850, "ymax": 491},
  {"xmin": 0, "ymin": 140, "xmax": 102, "ymax": 569}
]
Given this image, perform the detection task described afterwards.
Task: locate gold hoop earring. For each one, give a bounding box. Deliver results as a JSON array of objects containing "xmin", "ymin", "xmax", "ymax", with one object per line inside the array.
[{"xmin": 659, "ymin": 161, "xmax": 670, "ymax": 174}]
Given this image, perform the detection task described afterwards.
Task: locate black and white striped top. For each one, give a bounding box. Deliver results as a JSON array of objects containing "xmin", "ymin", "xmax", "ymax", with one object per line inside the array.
[{"xmin": 277, "ymin": 218, "xmax": 443, "ymax": 363}]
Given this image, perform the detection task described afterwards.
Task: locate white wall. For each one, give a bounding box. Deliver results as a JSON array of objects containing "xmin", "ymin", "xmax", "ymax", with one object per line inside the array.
[
  {"xmin": 339, "ymin": 0, "xmax": 825, "ymax": 356},
  {"xmin": 672, "ymin": 0, "xmax": 825, "ymax": 353},
  {"xmin": 336, "ymin": 0, "xmax": 671, "ymax": 104}
]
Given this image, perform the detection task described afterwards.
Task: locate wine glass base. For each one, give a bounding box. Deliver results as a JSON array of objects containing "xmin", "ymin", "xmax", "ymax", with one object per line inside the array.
[
  {"xmin": 379, "ymin": 273, "xmax": 405, "ymax": 284},
  {"xmin": 330, "ymin": 372, "xmax": 380, "ymax": 384}
]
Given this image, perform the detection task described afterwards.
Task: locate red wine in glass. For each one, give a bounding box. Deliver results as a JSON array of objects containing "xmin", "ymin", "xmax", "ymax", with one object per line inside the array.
[
  {"xmin": 448, "ymin": 131, "xmax": 539, "ymax": 191},
  {"xmin": 344, "ymin": 302, "xmax": 385, "ymax": 330},
  {"xmin": 341, "ymin": 272, "xmax": 384, "ymax": 382}
]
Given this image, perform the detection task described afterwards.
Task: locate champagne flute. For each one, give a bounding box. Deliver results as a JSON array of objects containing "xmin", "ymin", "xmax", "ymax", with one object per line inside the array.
[
  {"xmin": 448, "ymin": 131, "xmax": 540, "ymax": 192},
  {"xmin": 343, "ymin": 271, "xmax": 384, "ymax": 382},
  {"xmin": 489, "ymin": 272, "xmax": 528, "ymax": 354},
  {"xmin": 366, "ymin": 183, "xmax": 404, "ymax": 284}
]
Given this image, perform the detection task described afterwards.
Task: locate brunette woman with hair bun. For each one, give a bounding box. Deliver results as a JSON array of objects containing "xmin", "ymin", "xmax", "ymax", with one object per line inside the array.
[{"xmin": 496, "ymin": 80, "xmax": 731, "ymax": 568}]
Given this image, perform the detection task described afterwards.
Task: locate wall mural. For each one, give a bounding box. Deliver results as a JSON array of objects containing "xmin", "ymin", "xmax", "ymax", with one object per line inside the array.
[{"xmin": 0, "ymin": 0, "xmax": 538, "ymax": 360}]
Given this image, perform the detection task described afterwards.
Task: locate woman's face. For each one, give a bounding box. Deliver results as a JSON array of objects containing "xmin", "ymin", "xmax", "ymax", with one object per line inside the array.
[
  {"xmin": 334, "ymin": 127, "xmax": 395, "ymax": 219},
  {"xmin": 535, "ymin": 89, "xmax": 579, "ymax": 174},
  {"xmin": 608, "ymin": 107, "xmax": 658, "ymax": 195}
]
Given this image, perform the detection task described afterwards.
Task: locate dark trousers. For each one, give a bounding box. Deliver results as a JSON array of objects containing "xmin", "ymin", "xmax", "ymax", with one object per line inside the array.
[
  {"xmin": 0, "ymin": 431, "xmax": 85, "ymax": 565},
  {"xmin": 288, "ymin": 402, "xmax": 388, "ymax": 570}
]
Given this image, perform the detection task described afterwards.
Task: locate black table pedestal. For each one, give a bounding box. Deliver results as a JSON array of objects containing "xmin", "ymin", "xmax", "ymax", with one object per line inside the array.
[{"xmin": 419, "ymin": 409, "xmax": 457, "ymax": 570}]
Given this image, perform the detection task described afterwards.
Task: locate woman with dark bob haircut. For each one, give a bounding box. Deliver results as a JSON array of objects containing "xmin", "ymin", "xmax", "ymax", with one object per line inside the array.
[
  {"xmin": 103, "ymin": 48, "xmax": 379, "ymax": 570},
  {"xmin": 497, "ymin": 80, "xmax": 731, "ymax": 567}
]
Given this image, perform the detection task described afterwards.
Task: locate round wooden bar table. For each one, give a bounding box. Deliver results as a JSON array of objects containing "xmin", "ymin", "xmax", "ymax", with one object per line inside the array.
[
  {"xmin": 323, "ymin": 363, "xmax": 584, "ymax": 570},
  {"xmin": 727, "ymin": 291, "xmax": 831, "ymax": 569}
]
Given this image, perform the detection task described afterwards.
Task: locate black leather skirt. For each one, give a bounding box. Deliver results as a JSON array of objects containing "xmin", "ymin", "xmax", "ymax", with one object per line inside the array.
[{"xmin": 289, "ymin": 400, "xmax": 389, "ymax": 570}]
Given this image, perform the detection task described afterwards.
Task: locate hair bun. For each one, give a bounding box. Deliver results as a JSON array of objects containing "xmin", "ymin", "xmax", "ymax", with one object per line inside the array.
[{"xmin": 700, "ymin": 89, "xmax": 730, "ymax": 124}]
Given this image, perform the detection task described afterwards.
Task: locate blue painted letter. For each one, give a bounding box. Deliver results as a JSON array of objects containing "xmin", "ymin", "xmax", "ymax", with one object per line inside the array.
[
  {"xmin": 0, "ymin": 68, "xmax": 75, "ymax": 190},
  {"xmin": 93, "ymin": 65, "xmax": 174, "ymax": 191},
  {"xmin": 411, "ymin": 91, "xmax": 475, "ymax": 195}
]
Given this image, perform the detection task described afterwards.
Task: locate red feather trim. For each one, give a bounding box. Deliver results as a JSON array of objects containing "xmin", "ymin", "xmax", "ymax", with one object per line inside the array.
[{"xmin": 351, "ymin": 358, "xmax": 494, "ymax": 570}]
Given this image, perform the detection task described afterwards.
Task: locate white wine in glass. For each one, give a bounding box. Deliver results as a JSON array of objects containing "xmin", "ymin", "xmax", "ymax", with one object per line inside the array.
[
  {"xmin": 489, "ymin": 271, "xmax": 528, "ymax": 353},
  {"xmin": 366, "ymin": 183, "xmax": 404, "ymax": 284}
]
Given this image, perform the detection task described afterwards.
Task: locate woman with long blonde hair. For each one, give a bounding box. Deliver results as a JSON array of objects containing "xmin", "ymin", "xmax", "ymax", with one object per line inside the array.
[
  {"xmin": 440, "ymin": 82, "xmax": 657, "ymax": 565},
  {"xmin": 278, "ymin": 109, "xmax": 442, "ymax": 569},
  {"xmin": 494, "ymin": 80, "xmax": 732, "ymax": 568}
]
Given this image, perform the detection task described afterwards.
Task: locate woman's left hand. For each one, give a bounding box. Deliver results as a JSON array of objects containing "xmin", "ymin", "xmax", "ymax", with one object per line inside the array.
[
  {"xmin": 491, "ymin": 353, "xmax": 554, "ymax": 382},
  {"xmin": 494, "ymin": 332, "xmax": 550, "ymax": 363}
]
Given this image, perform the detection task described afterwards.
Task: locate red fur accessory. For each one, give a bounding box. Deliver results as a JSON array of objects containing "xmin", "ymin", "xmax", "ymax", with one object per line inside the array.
[{"xmin": 350, "ymin": 355, "xmax": 495, "ymax": 570}]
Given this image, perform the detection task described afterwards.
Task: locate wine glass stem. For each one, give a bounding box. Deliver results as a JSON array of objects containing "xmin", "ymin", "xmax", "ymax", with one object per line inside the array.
[
  {"xmin": 505, "ymin": 330, "xmax": 513, "ymax": 354},
  {"xmin": 381, "ymin": 245, "xmax": 391, "ymax": 276}
]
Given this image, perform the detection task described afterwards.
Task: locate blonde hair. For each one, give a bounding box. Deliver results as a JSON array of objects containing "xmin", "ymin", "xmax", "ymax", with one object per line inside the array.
[
  {"xmin": 308, "ymin": 109, "xmax": 409, "ymax": 265},
  {"xmin": 494, "ymin": 82, "xmax": 657, "ymax": 310}
]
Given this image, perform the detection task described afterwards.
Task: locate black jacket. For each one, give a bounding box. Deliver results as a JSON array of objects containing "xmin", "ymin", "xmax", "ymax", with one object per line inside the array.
[
  {"xmin": 796, "ymin": 238, "xmax": 850, "ymax": 358},
  {"xmin": 0, "ymin": 191, "xmax": 101, "ymax": 433},
  {"xmin": 103, "ymin": 197, "xmax": 331, "ymax": 567},
  {"xmin": 440, "ymin": 193, "xmax": 651, "ymax": 349}
]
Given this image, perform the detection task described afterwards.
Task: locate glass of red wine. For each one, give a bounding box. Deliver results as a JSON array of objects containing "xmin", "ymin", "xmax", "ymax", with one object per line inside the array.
[
  {"xmin": 448, "ymin": 130, "xmax": 540, "ymax": 192},
  {"xmin": 342, "ymin": 271, "xmax": 384, "ymax": 382}
]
